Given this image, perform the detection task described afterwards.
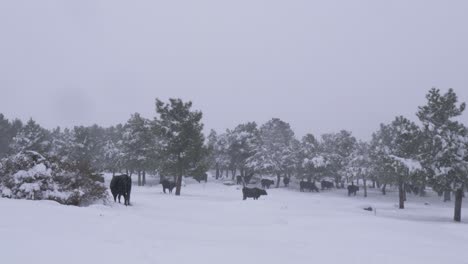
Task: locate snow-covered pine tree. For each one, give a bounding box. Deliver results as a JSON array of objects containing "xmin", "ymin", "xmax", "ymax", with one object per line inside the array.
[
  {"xmin": 300, "ymin": 133, "xmax": 328, "ymax": 182},
  {"xmin": 122, "ymin": 113, "xmax": 153, "ymax": 185},
  {"xmin": 247, "ymin": 118, "xmax": 297, "ymax": 188},
  {"xmin": 154, "ymin": 98, "xmax": 208, "ymax": 195},
  {"xmin": 0, "ymin": 114, "xmax": 23, "ymax": 158},
  {"xmin": 225, "ymin": 122, "xmax": 259, "ymax": 180},
  {"xmin": 11, "ymin": 118, "xmax": 51, "ymax": 155},
  {"xmin": 348, "ymin": 141, "xmax": 372, "ymax": 197},
  {"xmin": 417, "ymin": 88, "xmax": 468, "ymax": 222},
  {"xmin": 320, "ymin": 130, "xmax": 357, "ymax": 188},
  {"xmin": 370, "ymin": 116, "xmax": 422, "ymax": 209}
]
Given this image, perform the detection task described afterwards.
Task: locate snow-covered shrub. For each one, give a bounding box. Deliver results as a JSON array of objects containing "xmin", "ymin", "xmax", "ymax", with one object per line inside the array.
[{"xmin": 0, "ymin": 151, "xmax": 107, "ymax": 206}]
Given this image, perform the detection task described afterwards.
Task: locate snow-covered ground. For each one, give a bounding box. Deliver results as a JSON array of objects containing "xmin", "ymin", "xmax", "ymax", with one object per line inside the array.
[{"xmin": 1, "ymin": 175, "xmax": 467, "ymax": 264}]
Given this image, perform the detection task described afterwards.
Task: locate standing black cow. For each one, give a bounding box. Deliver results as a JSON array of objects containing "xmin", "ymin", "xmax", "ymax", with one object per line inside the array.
[
  {"xmin": 300, "ymin": 181, "xmax": 319, "ymax": 192},
  {"xmin": 283, "ymin": 177, "xmax": 290, "ymax": 187},
  {"xmin": 161, "ymin": 179, "xmax": 177, "ymax": 194},
  {"xmin": 194, "ymin": 173, "xmax": 208, "ymax": 183},
  {"xmin": 236, "ymin": 176, "xmax": 243, "ymax": 185},
  {"xmin": 348, "ymin": 185, "xmax": 360, "ymax": 196},
  {"xmin": 110, "ymin": 174, "xmax": 132, "ymax": 206},
  {"xmin": 242, "ymin": 187, "xmax": 268, "ymax": 200},
  {"xmin": 321, "ymin": 180, "xmax": 334, "ymax": 190},
  {"xmin": 261, "ymin": 179, "xmax": 275, "ymax": 189}
]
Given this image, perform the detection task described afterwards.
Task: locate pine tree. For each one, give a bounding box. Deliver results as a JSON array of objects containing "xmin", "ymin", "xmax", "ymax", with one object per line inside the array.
[
  {"xmin": 122, "ymin": 113, "xmax": 153, "ymax": 185},
  {"xmin": 225, "ymin": 122, "xmax": 259, "ymax": 180},
  {"xmin": 370, "ymin": 116, "xmax": 422, "ymax": 208},
  {"xmin": 247, "ymin": 118, "xmax": 297, "ymax": 188},
  {"xmin": 321, "ymin": 130, "xmax": 357, "ymax": 188},
  {"xmin": 11, "ymin": 118, "xmax": 50, "ymax": 155},
  {"xmin": 417, "ymin": 88, "xmax": 468, "ymax": 222},
  {"xmin": 154, "ymin": 98, "xmax": 208, "ymax": 196}
]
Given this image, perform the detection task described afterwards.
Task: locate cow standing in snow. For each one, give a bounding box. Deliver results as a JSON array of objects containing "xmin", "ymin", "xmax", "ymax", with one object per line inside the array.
[
  {"xmin": 161, "ymin": 179, "xmax": 177, "ymax": 194},
  {"xmin": 242, "ymin": 187, "xmax": 268, "ymax": 200},
  {"xmin": 261, "ymin": 179, "xmax": 275, "ymax": 189},
  {"xmin": 283, "ymin": 177, "xmax": 290, "ymax": 187},
  {"xmin": 321, "ymin": 180, "xmax": 334, "ymax": 190},
  {"xmin": 348, "ymin": 185, "xmax": 360, "ymax": 196},
  {"xmin": 300, "ymin": 181, "xmax": 319, "ymax": 192},
  {"xmin": 110, "ymin": 174, "xmax": 132, "ymax": 206}
]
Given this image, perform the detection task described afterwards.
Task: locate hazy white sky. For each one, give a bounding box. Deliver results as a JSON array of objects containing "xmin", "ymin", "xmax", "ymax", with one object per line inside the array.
[{"xmin": 1, "ymin": 0, "xmax": 467, "ymax": 139}]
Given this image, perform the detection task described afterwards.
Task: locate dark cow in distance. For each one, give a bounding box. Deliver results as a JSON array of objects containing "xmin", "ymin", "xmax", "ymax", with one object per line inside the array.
[
  {"xmin": 194, "ymin": 173, "xmax": 208, "ymax": 183},
  {"xmin": 261, "ymin": 179, "xmax": 275, "ymax": 189},
  {"xmin": 242, "ymin": 187, "xmax": 268, "ymax": 200},
  {"xmin": 236, "ymin": 176, "xmax": 243, "ymax": 185},
  {"xmin": 161, "ymin": 179, "xmax": 177, "ymax": 194},
  {"xmin": 283, "ymin": 177, "xmax": 290, "ymax": 187},
  {"xmin": 321, "ymin": 180, "xmax": 334, "ymax": 190},
  {"xmin": 110, "ymin": 174, "xmax": 132, "ymax": 206},
  {"xmin": 300, "ymin": 181, "xmax": 319, "ymax": 192},
  {"xmin": 348, "ymin": 185, "xmax": 360, "ymax": 196}
]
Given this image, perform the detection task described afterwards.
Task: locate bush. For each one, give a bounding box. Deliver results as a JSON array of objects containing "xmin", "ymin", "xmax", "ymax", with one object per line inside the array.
[{"xmin": 0, "ymin": 151, "xmax": 107, "ymax": 206}]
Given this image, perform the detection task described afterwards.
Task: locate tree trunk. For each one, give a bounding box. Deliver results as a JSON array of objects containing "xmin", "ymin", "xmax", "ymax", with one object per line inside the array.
[
  {"xmin": 377, "ymin": 181, "xmax": 381, "ymax": 189},
  {"xmin": 231, "ymin": 169, "xmax": 237, "ymax": 180},
  {"xmin": 138, "ymin": 171, "xmax": 142, "ymax": 186},
  {"xmin": 372, "ymin": 180, "xmax": 376, "ymax": 189},
  {"xmin": 276, "ymin": 173, "xmax": 281, "ymax": 188},
  {"xmin": 382, "ymin": 184, "xmax": 387, "ymax": 195},
  {"xmin": 216, "ymin": 163, "xmax": 220, "ymax": 179},
  {"xmin": 398, "ymin": 182, "xmax": 405, "ymax": 209},
  {"xmin": 454, "ymin": 188, "xmax": 463, "ymax": 222},
  {"xmin": 142, "ymin": 171, "xmax": 146, "ymax": 186},
  {"xmin": 444, "ymin": 190, "xmax": 451, "ymax": 202},
  {"xmin": 175, "ymin": 174, "xmax": 183, "ymax": 196},
  {"xmin": 364, "ymin": 179, "xmax": 368, "ymax": 198},
  {"xmin": 225, "ymin": 169, "xmax": 229, "ymax": 178}
]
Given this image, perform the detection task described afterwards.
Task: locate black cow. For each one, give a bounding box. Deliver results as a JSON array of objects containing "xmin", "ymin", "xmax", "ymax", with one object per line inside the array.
[
  {"xmin": 194, "ymin": 173, "xmax": 208, "ymax": 183},
  {"xmin": 244, "ymin": 175, "xmax": 253, "ymax": 184},
  {"xmin": 300, "ymin": 181, "xmax": 319, "ymax": 192},
  {"xmin": 321, "ymin": 180, "xmax": 334, "ymax": 190},
  {"xmin": 283, "ymin": 177, "xmax": 290, "ymax": 187},
  {"xmin": 110, "ymin": 174, "xmax": 132, "ymax": 206},
  {"xmin": 242, "ymin": 187, "xmax": 268, "ymax": 200},
  {"xmin": 261, "ymin": 179, "xmax": 275, "ymax": 189},
  {"xmin": 348, "ymin": 185, "xmax": 360, "ymax": 196},
  {"xmin": 236, "ymin": 176, "xmax": 243, "ymax": 185},
  {"xmin": 161, "ymin": 179, "xmax": 177, "ymax": 194}
]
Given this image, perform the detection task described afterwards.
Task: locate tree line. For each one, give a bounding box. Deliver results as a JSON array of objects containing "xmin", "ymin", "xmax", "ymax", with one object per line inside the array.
[
  {"xmin": 0, "ymin": 89, "xmax": 467, "ymax": 222},
  {"xmin": 207, "ymin": 88, "xmax": 468, "ymax": 222}
]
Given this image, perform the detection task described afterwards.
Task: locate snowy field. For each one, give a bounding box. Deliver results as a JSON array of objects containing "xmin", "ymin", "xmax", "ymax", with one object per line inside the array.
[{"xmin": 1, "ymin": 175, "xmax": 468, "ymax": 264}]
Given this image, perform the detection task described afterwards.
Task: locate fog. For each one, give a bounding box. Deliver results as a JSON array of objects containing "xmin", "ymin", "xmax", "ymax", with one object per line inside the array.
[{"xmin": 1, "ymin": 0, "xmax": 467, "ymax": 139}]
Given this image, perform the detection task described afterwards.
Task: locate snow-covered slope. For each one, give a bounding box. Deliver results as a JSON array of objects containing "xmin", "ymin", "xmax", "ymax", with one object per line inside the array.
[{"xmin": 0, "ymin": 176, "xmax": 467, "ymax": 264}]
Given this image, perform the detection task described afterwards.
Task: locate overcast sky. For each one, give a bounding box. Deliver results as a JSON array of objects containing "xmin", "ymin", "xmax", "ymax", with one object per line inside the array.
[{"xmin": 0, "ymin": 0, "xmax": 467, "ymax": 139}]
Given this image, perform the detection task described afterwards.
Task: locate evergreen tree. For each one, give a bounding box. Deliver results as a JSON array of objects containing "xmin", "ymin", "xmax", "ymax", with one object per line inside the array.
[
  {"xmin": 11, "ymin": 118, "xmax": 50, "ymax": 155},
  {"xmin": 0, "ymin": 114, "xmax": 22, "ymax": 158},
  {"xmin": 371, "ymin": 116, "xmax": 422, "ymax": 208},
  {"xmin": 321, "ymin": 130, "xmax": 357, "ymax": 188},
  {"xmin": 348, "ymin": 141, "xmax": 372, "ymax": 197},
  {"xmin": 417, "ymin": 88, "xmax": 468, "ymax": 222},
  {"xmin": 122, "ymin": 113, "xmax": 153, "ymax": 185},
  {"xmin": 300, "ymin": 133, "xmax": 327, "ymax": 182},
  {"xmin": 225, "ymin": 122, "xmax": 259, "ymax": 180},
  {"xmin": 247, "ymin": 118, "xmax": 297, "ymax": 188},
  {"xmin": 154, "ymin": 98, "xmax": 208, "ymax": 196}
]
